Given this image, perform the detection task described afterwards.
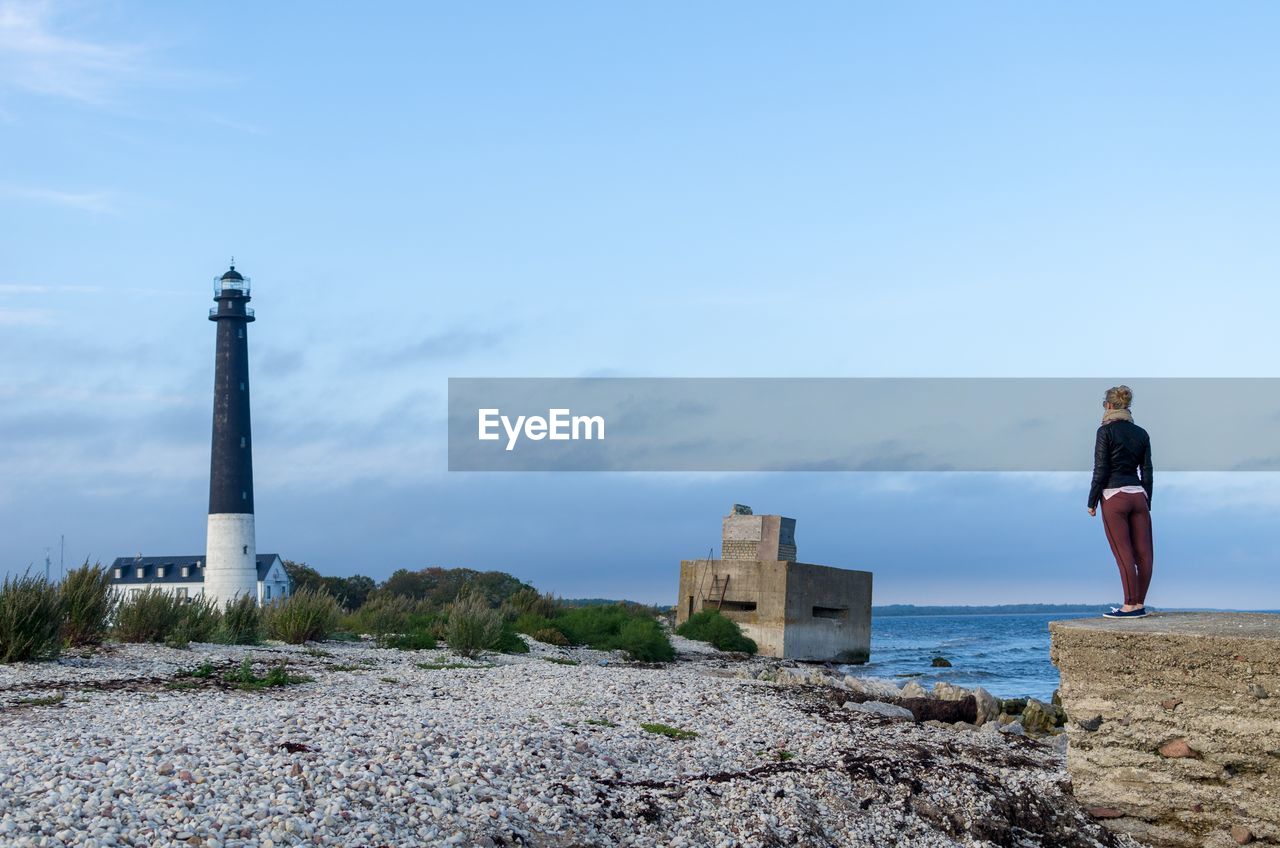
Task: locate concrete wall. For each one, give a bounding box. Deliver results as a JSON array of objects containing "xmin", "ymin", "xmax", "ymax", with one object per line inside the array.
[
  {"xmin": 1050, "ymin": 613, "xmax": 1280, "ymax": 848},
  {"xmin": 721, "ymin": 514, "xmax": 797, "ymax": 561},
  {"xmin": 677, "ymin": 559, "xmax": 789, "ymax": 656},
  {"xmin": 783, "ymin": 562, "xmax": 872, "ymax": 663},
  {"xmin": 676, "ymin": 559, "xmax": 871, "ymax": 662}
]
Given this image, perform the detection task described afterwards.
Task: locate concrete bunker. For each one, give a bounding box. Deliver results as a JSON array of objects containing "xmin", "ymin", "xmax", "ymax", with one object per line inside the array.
[{"xmin": 675, "ymin": 505, "xmax": 872, "ymax": 663}]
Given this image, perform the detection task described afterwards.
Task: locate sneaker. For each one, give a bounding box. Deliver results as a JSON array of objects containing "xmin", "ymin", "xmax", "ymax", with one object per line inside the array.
[{"xmin": 1103, "ymin": 608, "xmax": 1148, "ymax": 618}]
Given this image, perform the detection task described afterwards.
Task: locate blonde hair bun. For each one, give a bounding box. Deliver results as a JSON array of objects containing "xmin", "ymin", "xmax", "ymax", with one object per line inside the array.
[{"xmin": 1105, "ymin": 385, "xmax": 1133, "ymax": 409}]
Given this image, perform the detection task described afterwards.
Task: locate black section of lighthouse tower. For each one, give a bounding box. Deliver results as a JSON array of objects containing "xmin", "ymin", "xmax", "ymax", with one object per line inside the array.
[{"xmin": 209, "ymin": 266, "xmax": 255, "ymax": 513}]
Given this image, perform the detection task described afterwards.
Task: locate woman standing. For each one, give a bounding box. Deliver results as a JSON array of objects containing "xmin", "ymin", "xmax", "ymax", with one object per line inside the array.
[{"xmin": 1088, "ymin": 385, "xmax": 1154, "ymax": 618}]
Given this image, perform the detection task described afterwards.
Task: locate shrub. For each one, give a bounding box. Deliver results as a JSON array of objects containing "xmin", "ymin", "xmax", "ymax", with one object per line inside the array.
[
  {"xmin": 533, "ymin": 627, "xmax": 569, "ymax": 647},
  {"xmin": 444, "ymin": 591, "xmax": 504, "ymax": 658},
  {"xmin": 265, "ymin": 588, "xmax": 341, "ymax": 644},
  {"xmin": 347, "ymin": 593, "xmax": 413, "ymax": 642},
  {"xmin": 175, "ymin": 596, "xmax": 222, "ymax": 645},
  {"xmin": 675, "ymin": 610, "xmax": 758, "ymax": 654},
  {"xmin": 512, "ymin": 612, "xmax": 567, "ymax": 645},
  {"xmin": 60, "ymin": 562, "xmax": 115, "ymax": 647},
  {"xmin": 496, "ymin": 622, "xmax": 530, "ymax": 654},
  {"xmin": 0, "ymin": 573, "xmax": 64, "ymax": 662},
  {"xmin": 555, "ymin": 604, "xmax": 674, "ymax": 662},
  {"xmin": 326, "ymin": 631, "xmax": 361, "ymax": 642},
  {"xmin": 614, "ymin": 617, "xmax": 676, "ymax": 662},
  {"xmin": 177, "ymin": 660, "xmax": 216, "ymax": 679},
  {"xmin": 380, "ymin": 629, "xmax": 437, "ymax": 650},
  {"xmin": 502, "ymin": 587, "xmax": 560, "ymax": 620},
  {"xmin": 555, "ymin": 604, "xmax": 632, "ymax": 647},
  {"xmin": 223, "ymin": 657, "xmax": 310, "ymax": 689},
  {"xmin": 217, "ymin": 594, "xmax": 262, "ymax": 645},
  {"xmin": 113, "ymin": 588, "xmax": 185, "ymax": 643},
  {"xmin": 345, "ymin": 593, "xmax": 441, "ymax": 649}
]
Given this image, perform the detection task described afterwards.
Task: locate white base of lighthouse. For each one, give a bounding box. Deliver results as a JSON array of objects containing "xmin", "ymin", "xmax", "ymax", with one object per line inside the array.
[{"xmin": 205, "ymin": 513, "xmax": 258, "ymax": 606}]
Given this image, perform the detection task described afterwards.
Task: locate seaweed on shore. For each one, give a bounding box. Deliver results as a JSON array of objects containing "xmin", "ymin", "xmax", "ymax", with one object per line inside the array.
[{"xmin": 579, "ymin": 684, "xmax": 1125, "ymax": 848}]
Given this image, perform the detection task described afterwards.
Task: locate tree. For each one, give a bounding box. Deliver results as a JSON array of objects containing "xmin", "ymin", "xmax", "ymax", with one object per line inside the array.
[
  {"xmin": 282, "ymin": 560, "xmax": 325, "ymax": 595},
  {"xmin": 382, "ymin": 568, "xmax": 431, "ymax": 600},
  {"xmin": 323, "ymin": 574, "xmax": 375, "ymax": 610},
  {"xmin": 380, "ymin": 567, "xmax": 534, "ymax": 607}
]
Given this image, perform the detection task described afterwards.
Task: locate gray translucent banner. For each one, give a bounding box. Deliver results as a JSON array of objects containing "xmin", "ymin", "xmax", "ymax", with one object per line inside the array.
[{"xmin": 447, "ymin": 378, "xmax": 1280, "ymax": 472}]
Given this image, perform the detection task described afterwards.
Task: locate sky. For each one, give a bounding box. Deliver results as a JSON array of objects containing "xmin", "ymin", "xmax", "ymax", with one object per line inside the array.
[{"xmin": 2, "ymin": 1, "xmax": 1279, "ymax": 607}]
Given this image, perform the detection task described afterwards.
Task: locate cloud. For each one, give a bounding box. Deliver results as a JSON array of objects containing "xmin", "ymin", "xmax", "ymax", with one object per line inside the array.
[
  {"xmin": 0, "ymin": 184, "xmax": 115, "ymax": 212},
  {"xmin": 0, "ymin": 282, "xmax": 192, "ymax": 297},
  {"xmin": 188, "ymin": 110, "xmax": 267, "ymax": 136},
  {"xmin": 256, "ymin": 346, "xmax": 306, "ymax": 377},
  {"xmin": 0, "ymin": 306, "xmax": 50, "ymax": 324},
  {"xmin": 369, "ymin": 326, "xmax": 509, "ymax": 365},
  {"xmin": 0, "ymin": 0, "xmax": 141, "ymax": 104},
  {"xmin": 0, "ymin": 283, "xmax": 98, "ymax": 294}
]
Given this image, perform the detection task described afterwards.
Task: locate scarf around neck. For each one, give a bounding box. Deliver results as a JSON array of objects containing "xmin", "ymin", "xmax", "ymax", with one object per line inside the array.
[{"xmin": 1102, "ymin": 408, "xmax": 1133, "ymax": 425}]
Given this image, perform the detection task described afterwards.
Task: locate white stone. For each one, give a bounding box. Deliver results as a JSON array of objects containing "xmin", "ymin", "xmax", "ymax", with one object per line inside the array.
[
  {"xmin": 900, "ymin": 680, "xmax": 929, "ymax": 700},
  {"xmin": 0, "ymin": 639, "xmax": 1098, "ymax": 846}
]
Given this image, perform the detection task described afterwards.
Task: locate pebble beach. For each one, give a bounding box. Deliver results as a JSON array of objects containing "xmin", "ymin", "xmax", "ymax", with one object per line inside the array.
[{"xmin": 0, "ymin": 636, "xmax": 1139, "ymax": 848}]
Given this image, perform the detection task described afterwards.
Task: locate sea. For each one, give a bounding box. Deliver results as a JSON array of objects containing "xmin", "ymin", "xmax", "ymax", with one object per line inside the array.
[
  {"xmin": 838, "ymin": 609, "xmax": 1280, "ymax": 701},
  {"xmin": 839, "ymin": 612, "xmax": 1097, "ymax": 702}
]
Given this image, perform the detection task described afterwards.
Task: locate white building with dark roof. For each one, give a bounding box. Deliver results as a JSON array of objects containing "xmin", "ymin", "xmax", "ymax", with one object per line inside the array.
[{"xmin": 108, "ymin": 553, "xmax": 292, "ymax": 606}]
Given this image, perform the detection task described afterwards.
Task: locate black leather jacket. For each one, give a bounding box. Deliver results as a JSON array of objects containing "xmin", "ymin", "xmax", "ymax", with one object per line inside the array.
[{"xmin": 1088, "ymin": 420, "xmax": 1153, "ymax": 510}]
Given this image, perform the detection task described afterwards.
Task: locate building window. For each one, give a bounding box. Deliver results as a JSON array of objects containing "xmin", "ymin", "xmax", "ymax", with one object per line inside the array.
[
  {"xmin": 242, "ymin": 491, "xmax": 247, "ymax": 500},
  {"xmin": 156, "ymin": 566, "xmax": 165, "ymax": 578},
  {"xmin": 265, "ymin": 585, "xmax": 272, "ymax": 600},
  {"xmin": 114, "ymin": 568, "xmax": 122, "ymax": 579},
  {"xmin": 240, "ymin": 436, "xmax": 246, "ymax": 448},
  {"xmin": 238, "ymin": 328, "xmax": 244, "ymax": 338},
  {"xmin": 181, "ymin": 566, "xmax": 190, "ymax": 578},
  {"xmin": 719, "ymin": 600, "xmax": 757, "ymax": 613},
  {"xmin": 239, "ymin": 382, "xmax": 244, "ymax": 390},
  {"xmin": 176, "ymin": 588, "xmax": 188, "ymax": 602},
  {"xmin": 136, "ymin": 567, "xmax": 144, "ymax": 579},
  {"xmin": 242, "ymin": 545, "xmax": 248, "ymax": 555},
  {"xmin": 812, "ymin": 606, "xmax": 848, "ymax": 620}
]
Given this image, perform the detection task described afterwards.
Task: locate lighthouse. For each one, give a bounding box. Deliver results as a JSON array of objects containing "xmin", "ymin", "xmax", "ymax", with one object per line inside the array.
[{"xmin": 204, "ymin": 264, "xmax": 260, "ymax": 605}]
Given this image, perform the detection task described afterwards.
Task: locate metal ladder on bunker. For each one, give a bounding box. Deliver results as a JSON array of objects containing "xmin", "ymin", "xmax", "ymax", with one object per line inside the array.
[{"xmin": 704, "ymin": 574, "xmax": 730, "ymax": 610}]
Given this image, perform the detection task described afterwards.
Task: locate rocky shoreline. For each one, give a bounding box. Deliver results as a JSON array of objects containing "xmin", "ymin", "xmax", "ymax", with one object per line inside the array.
[{"xmin": 0, "ymin": 636, "xmax": 1139, "ymax": 847}]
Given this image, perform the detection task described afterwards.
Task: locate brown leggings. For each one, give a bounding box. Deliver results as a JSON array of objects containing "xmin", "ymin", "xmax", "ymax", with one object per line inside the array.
[{"xmin": 1101, "ymin": 490, "xmax": 1154, "ymax": 606}]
